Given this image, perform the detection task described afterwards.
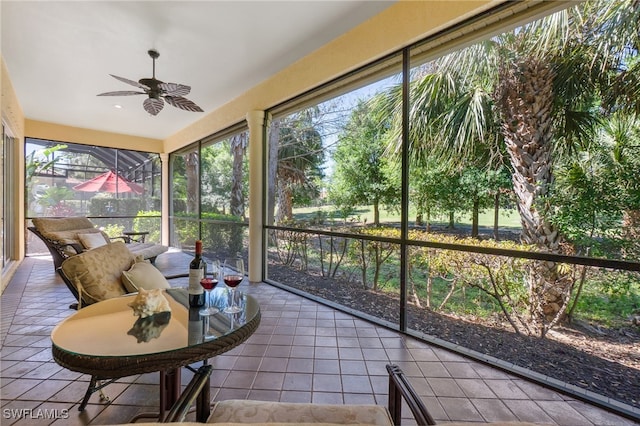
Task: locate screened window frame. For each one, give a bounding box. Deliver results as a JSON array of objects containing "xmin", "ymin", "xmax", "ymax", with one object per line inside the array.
[
  {"xmin": 262, "ymin": 0, "xmax": 640, "ymax": 320},
  {"xmin": 168, "ymin": 122, "xmax": 249, "ymax": 246}
]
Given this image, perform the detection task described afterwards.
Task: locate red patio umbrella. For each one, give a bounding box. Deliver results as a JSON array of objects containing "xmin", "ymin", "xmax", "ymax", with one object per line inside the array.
[{"xmin": 73, "ymin": 170, "xmax": 144, "ymax": 194}]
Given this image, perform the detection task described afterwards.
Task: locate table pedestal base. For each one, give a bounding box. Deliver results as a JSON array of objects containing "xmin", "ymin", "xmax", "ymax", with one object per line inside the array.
[
  {"xmin": 160, "ymin": 369, "xmax": 181, "ymax": 417},
  {"xmin": 127, "ymin": 369, "xmax": 181, "ymax": 422}
]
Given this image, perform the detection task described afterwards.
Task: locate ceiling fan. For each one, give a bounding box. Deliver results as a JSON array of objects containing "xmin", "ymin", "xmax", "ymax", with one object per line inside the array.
[{"xmin": 98, "ymin": 49, "xmax": 203, "ymax": 116}]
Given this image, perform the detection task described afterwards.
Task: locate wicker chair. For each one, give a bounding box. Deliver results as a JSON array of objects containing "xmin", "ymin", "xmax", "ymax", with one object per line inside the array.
[
  {"xmin": 136, "ymin": 363, "xmax": 431, "ymax": 424},
  {"xmin": 174, "ymin": 364, "xmax": 540, "ymax": 425}
]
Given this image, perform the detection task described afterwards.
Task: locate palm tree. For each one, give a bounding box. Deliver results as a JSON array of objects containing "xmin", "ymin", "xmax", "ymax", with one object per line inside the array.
[
  {"xmin": 268, "ymin": 109, "xmax": 324, "ymax": 224},
  {"xmin": 378, "ymin": 0, "xmax": 639, "ymax": 336},
  {"xmin": 600, "ymin": 113, "xmax": 640, "ymax": 258}
]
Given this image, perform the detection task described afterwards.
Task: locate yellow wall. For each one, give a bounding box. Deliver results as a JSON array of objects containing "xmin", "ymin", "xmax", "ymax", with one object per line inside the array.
[
  {"xmin": 164, "ymin": 0, "xmax": 499, "ymax": 152},
  {"xmin": 1, "ymin": 58, "xmax": 24, "ymax": 138},
  {"xmin": 25, "ymin": 120, "xmax": 162, "ymax": 153},
  {"xmin": 2, "ymin": 56, "xmax": 26, "ymax": 285}
]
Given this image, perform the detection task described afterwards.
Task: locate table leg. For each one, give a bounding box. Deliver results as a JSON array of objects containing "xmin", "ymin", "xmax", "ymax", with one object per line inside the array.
[
  {"xmin": 196, "ymin": 374, "xmax": 211, "ymax": 422},
  {"xmin": 159, "ymin": 369, "xmax": 181, "ymax": 419},
  {"xmin": 78, "ymin": 376, "xmax": 115, "ymax": 411},
  {"xmin": 78, "ymin": 376, "xmax": 97, "ymax": 411}
]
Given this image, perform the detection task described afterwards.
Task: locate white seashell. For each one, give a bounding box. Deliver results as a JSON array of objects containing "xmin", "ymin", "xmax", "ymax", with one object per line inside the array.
[{"xmin": 128, "ymin": 288, "xmax": 171, "ymax": 318}]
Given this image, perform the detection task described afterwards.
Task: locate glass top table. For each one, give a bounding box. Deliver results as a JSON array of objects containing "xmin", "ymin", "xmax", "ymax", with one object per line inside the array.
[{"xmin": 51, "ymin": 287, "xmax": 260, "ymax": 416}]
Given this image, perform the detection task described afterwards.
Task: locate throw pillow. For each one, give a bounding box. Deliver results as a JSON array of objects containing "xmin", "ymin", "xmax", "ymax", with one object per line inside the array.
[
  {"xmin": 122, "ymin": 261, "xmax": 171, "ymax": 293},
  {"xmin": 60, "ymin": 241, "xmax": 134, "ymax": 306},
  {"xmin": 78, "ymin": 232, "xmax": 109, "ymax": 249}
]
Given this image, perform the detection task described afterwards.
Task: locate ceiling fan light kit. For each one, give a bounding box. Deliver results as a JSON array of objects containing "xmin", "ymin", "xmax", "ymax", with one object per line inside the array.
[{"xmin": 97, "ymin": 49, "xmax": 203, "ymax": 116}]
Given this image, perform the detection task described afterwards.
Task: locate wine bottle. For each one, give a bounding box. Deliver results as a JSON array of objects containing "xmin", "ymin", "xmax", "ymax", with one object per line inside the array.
[
  {"xmin": 188, "ymin": 240, "xmax": 206, "ymax": 307},
  {"xmin": 188, "ymin": 307, "xmax": 204, "ymax": 345}
]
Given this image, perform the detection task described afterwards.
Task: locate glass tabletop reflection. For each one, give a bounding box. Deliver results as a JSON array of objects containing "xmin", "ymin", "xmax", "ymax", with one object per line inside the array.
[{"xmin": 51, "ymin": 287, "xmax": 258, "ymax": 358}]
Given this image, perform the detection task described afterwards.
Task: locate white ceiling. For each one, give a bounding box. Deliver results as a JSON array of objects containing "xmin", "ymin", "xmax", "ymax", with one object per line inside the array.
[{"xmin": 1, "ymin": 1, "xmax": 394, "ymax": 140}]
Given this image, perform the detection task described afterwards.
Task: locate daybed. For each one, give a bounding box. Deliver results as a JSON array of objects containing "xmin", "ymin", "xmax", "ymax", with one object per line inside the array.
[{"xmin": 29, "ymin": 216, "xmax": 168, "ymax": 270}]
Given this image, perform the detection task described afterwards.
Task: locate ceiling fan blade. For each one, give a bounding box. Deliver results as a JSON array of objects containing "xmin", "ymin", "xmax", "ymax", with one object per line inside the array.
[
  {"xmin": 97, "ymin": 91, "xmax": 146, "ymax": 96},
  {"xmin": 143, "ymin": 97, "xmax": 164, "ymax": 116},
  {"xmin": 164, "ymin": 96, "xmax": 203, "ymax": 112},
  {"xmin": 110, "ymin": 74, "xmax": 149, "ymax": 90},
  {"xmin": 159, "ymin": 82, "xmax": 191, "ymax": 96}
]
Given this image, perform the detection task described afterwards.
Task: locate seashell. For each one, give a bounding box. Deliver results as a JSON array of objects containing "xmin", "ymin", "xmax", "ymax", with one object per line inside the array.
[{"xmin": 128, "ymin": 288, "xmax": 171, "ymax": 318}]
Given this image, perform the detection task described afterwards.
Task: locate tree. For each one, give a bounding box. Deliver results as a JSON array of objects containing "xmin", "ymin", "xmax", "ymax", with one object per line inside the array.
[
  {"xmin": 458, "ymin": 167, "xmax": 512, "ymax": 238},
  {"xmin": 552, "ymin": 113, "xmax": 638, "ymax": 254},
  {"xmin": 329, "ymin": 100, "xmax": 398, "ymax": 226},
  {"xmin": 269, "ymin": 108, "xmax": 325, "ymax": 223},
  {"xmin": 201, "ymin": 142, "xmax": 233, "ymax": 214},
  {"xmin": 377, "ymin": 0, "xmax": 639, "ymax": 336},
  {"xmin": 606, "ymin": 115, "xmax": 640, "ymax": 257}
]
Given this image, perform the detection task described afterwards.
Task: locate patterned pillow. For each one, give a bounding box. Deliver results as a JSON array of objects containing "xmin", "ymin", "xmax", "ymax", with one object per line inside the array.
[
  {"xmin": 60, "ymin": 241, "xmax": 136, "ymax": 305},
  {"xmin": 121, "ymin": 261, "xmax": 171, "ymax": 293},
  {"xmin": 78, "ymin": 232, "xmax": 109, "ymax": 249}
]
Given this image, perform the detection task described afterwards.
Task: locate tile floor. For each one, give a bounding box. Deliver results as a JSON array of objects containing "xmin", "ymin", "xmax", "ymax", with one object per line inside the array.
[{"xmin": 1, "ymin": 252, "xmax": 638, "ymax": 425}]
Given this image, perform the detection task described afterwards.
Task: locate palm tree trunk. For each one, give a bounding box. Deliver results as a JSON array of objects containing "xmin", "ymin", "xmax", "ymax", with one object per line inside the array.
[
  {"xmin": 230, "ymin": 133, "xmax": 247, "ymax": 218},
  {"xmin": 495, "ymin": 57, "xmax": 572, "ymax": 337},
  {"xmin": 275, "ymin": 183, "xmax": 293, "ymax": 223},
  {"xmin": 185, "ymin": 152, "xmax": 199, "ymax": 215},
  {"xmin": 267, "ymin": 119, "xmax": 281, "ymax": 226}
]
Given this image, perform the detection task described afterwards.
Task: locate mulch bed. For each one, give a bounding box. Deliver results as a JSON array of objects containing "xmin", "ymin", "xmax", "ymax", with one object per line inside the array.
[{"xmin": 268, "ymin": 264, "xmax": 640, "ymax": 411}]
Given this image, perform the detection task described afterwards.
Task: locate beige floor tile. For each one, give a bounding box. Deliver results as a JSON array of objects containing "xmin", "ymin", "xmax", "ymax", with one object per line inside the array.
[{"xmin": 1, "ymin": 255, "xmax": 636, "ymax": 426}]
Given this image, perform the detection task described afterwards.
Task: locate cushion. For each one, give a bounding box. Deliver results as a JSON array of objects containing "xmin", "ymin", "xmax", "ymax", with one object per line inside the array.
[
  {"xmin": 208, "ymin": 400, "xmax": 394, "ymax": 425},
  {"xmin": 114, "ymin": 423, "xmax": 375, "ymax": 426},
  {"xmin": 60, "ymin": 241, "xmax": 136, "ymax": 305},
  {"xmin": 32, "ymin": 217, "xmax": 95, "ymax": 233},
  {"xmin": 126, "ymin": 242, "xmax": 169, "ymax": 259},
  {"xmin": 121, "ymin": 261, "xmax": 171, "ymax": 293},
  {"xmin": 78, "ymin": 232, "xmax": 109, "ymax": 249}
]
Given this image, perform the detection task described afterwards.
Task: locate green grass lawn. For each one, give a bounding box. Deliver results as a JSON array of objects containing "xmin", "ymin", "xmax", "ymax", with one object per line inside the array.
[{"xmin": 293, "ymin": 204, "xmax": 522, "ymax": 229}]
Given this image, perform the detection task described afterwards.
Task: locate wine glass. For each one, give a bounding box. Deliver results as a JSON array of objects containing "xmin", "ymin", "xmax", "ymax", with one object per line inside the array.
[
  {"xmin": 199, "ymin": 260, "xmax": 220, "ymax": 316},
  {"xmin": 222, "ymin": 256, "xmax": 244, "ymax": 314}
]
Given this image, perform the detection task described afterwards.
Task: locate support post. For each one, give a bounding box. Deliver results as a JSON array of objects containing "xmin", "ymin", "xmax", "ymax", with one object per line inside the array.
[
  {"xmin": 160, "ymin": 152, "xmax": 170, "ymax": 246},
  {"xmin": 246, "ymin": 110, "xmax": 266, "ymax": 284}
]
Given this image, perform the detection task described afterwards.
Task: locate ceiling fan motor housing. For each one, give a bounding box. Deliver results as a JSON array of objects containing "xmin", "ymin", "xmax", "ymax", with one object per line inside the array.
[{"xmin": 139, "ymin": 78, "xmax": 163, "ymax": 98}]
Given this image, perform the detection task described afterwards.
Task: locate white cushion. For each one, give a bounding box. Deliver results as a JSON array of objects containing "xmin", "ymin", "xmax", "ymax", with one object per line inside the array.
[
  {"xmin": 121, "ymin": 261, "xmax": 171, "ymax": 293},
  {"xmin": 208, "ymin": 400, "xmax": 394, "ymax": 425},
  {"xmin": 78, "ymin": 232, "xmax": 109, "ymax": 249}
]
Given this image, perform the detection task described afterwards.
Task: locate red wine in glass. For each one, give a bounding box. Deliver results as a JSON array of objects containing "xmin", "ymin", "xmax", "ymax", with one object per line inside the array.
[
  {"xmin": 223, "ymin": 275, "xmax": 243, "ymax": 288},
  {"xmin": 200, "ymin": 278, "xmax": 218, "ymax": 290},
  {"xmin": 223, "ymin": 257, "xmax": 244, "ymax": 314},
  {"xmin": 199, "ymin": 277, "xmax": 219, "ymax": 316}
]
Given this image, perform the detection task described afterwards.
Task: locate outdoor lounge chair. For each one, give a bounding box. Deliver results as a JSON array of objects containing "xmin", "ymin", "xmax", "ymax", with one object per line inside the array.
[
  {"xmin": 29, "ymin": 216, "xmax": 168, "ymax": 271},
  {"xmin": 56, "ymin": 240, "xmax": 181, "ymax": 309}
]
